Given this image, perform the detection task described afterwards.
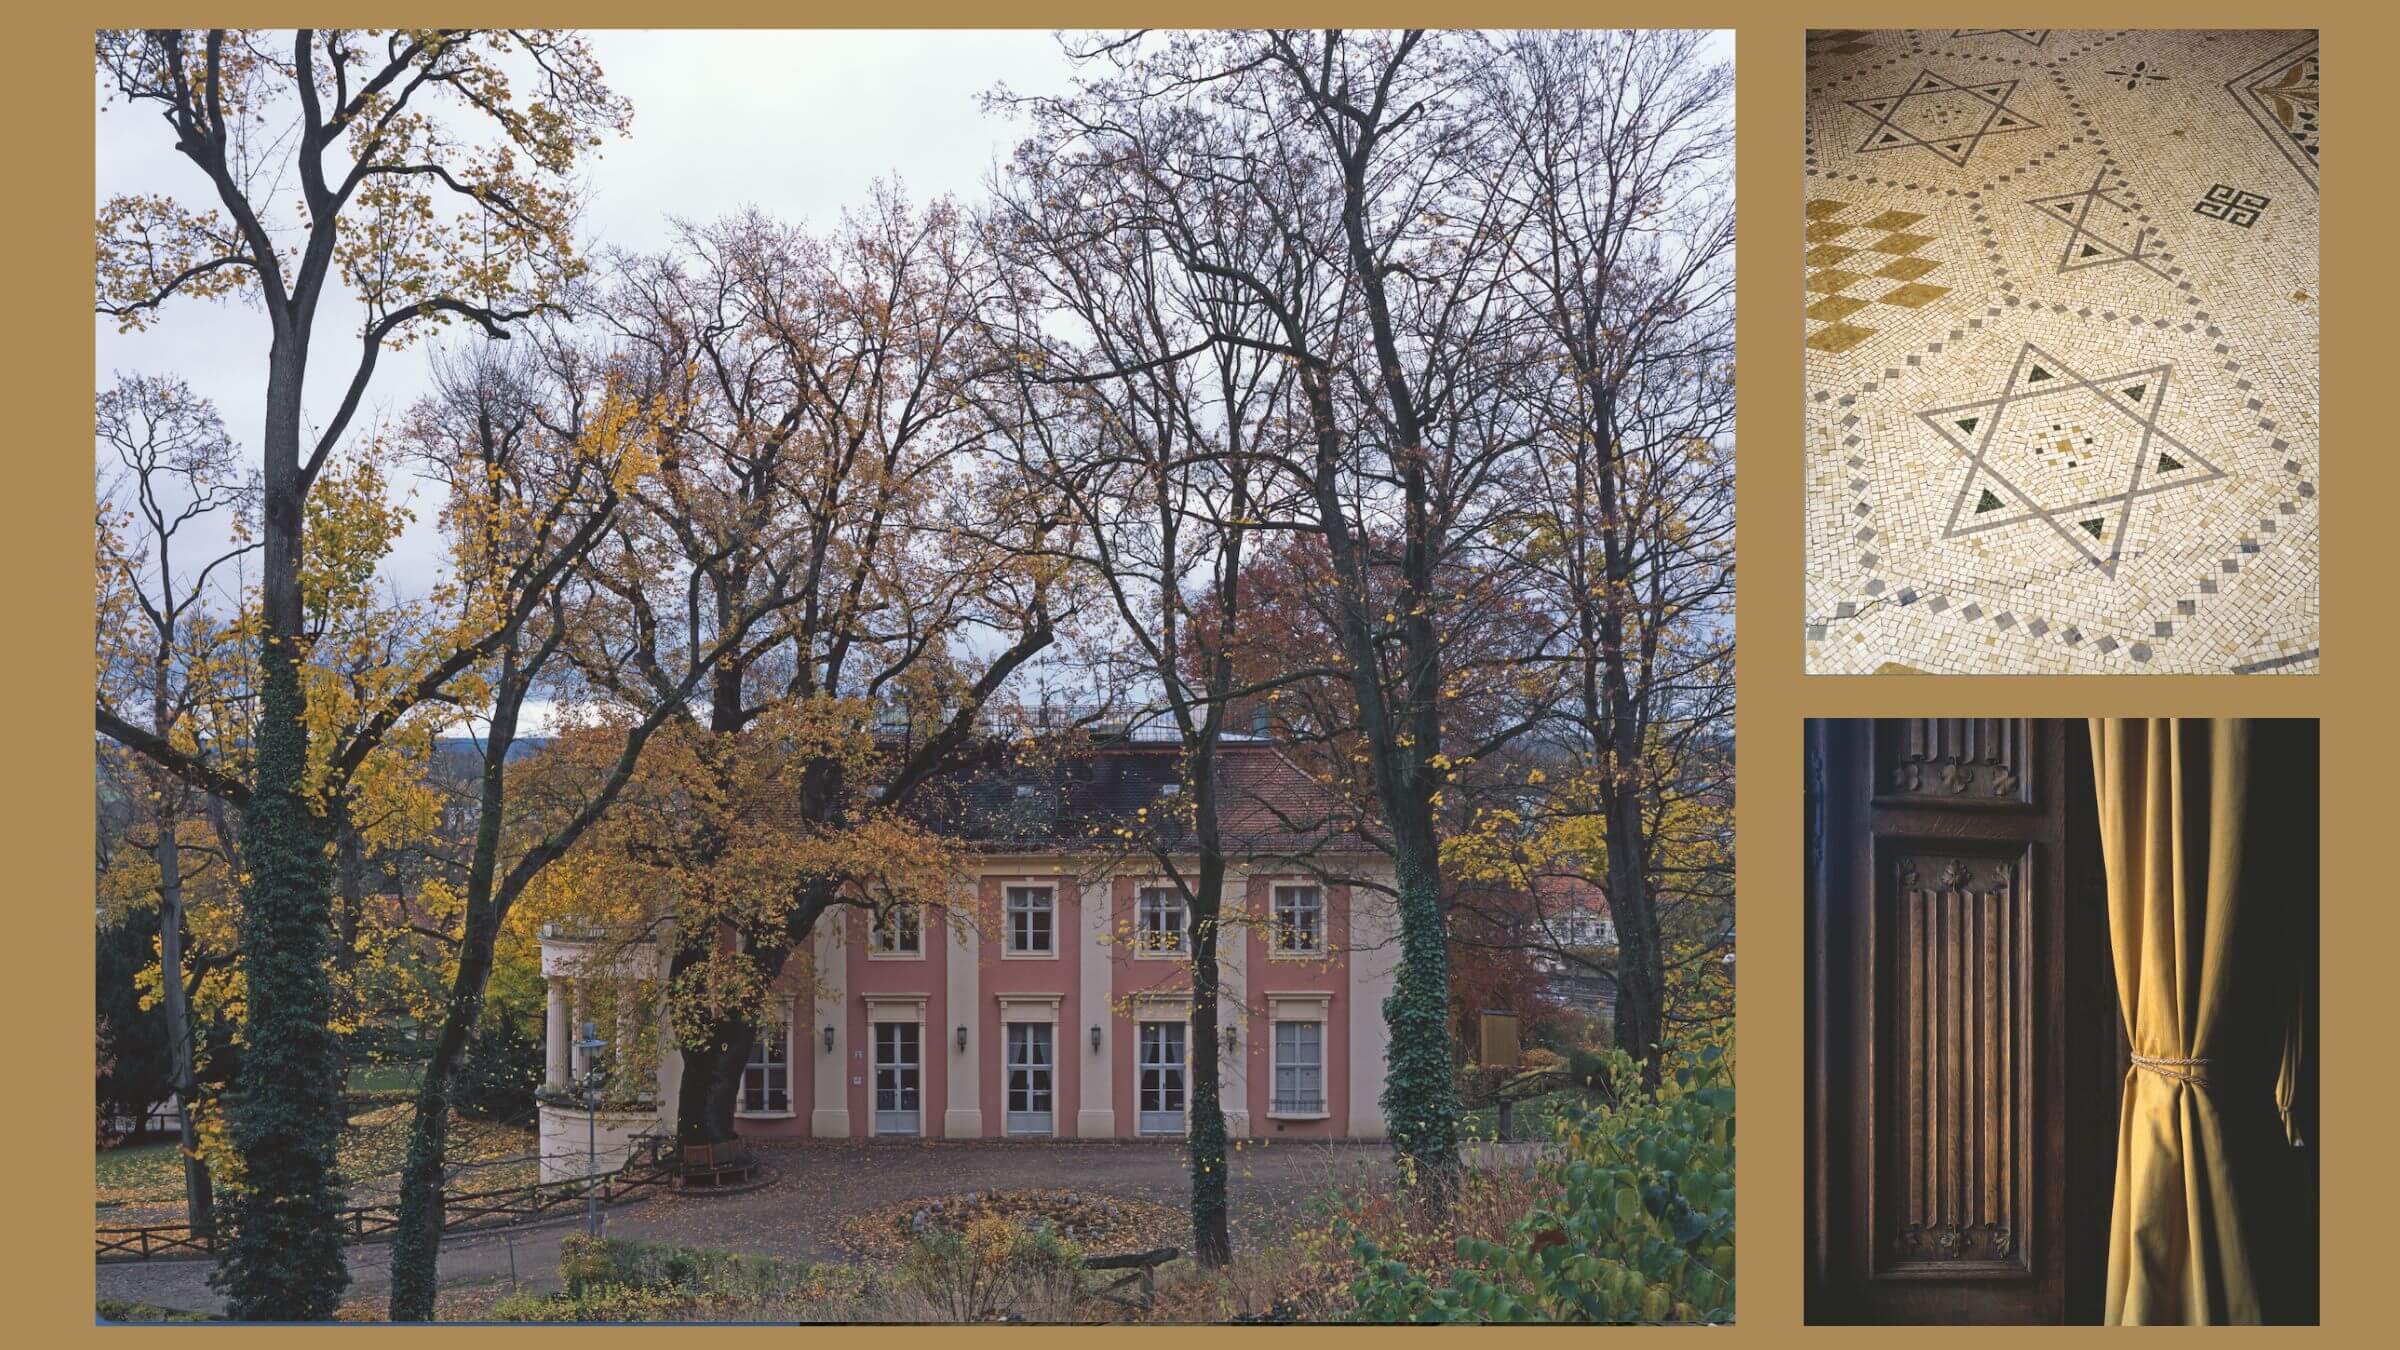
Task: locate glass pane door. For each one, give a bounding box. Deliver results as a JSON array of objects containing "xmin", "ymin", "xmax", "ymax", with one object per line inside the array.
[
  {"xmin": 873, "ymin": 1021, "xmax": 921, "ymax": 1135},
  {"xmin": 1006, "ymin": 1022, "xmax": 1054, "ymax": 1135},
  {"xmin": 1138, "ymin": 1020, "xmax": 1186, "ymax": 1135}
]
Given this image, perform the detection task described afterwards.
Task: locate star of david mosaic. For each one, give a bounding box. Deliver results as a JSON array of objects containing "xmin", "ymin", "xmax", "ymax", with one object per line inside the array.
[
  {"xmin": 1921, "ymin": 343, "xmax": 2226, "ymax": 575},
  {"xmin": 2025, "ymin": 167, "xmax": 2170, "ymax": 278},
  {"xmin": 1847, "ymin": 71, "xmax": 2041, "ymax": 167}
]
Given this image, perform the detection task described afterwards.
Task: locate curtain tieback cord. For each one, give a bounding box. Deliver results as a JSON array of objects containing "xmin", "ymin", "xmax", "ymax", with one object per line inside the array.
[{"xmin": 2129, "ymin": 1053, "xmax": 2211, "ymax": 1085}]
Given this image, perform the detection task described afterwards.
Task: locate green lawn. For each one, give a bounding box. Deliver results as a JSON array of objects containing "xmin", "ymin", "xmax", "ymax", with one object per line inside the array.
[
  {"xmin": 95, "ymin": 1139, "xmax": 184, "ymax": 1213},
  {"xmin": 97, "ymin": 1101, "xmax": 540, "ymax": 1221},
  {"xmin": 347, "ymin": 1061, "xmax": 427, "ymax": 1093}
]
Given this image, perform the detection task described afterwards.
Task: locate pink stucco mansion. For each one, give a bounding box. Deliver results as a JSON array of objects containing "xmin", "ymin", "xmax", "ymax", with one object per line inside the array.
[{"xmin": 535, "ymin": 735, "xmax": 1399, "ymax": 1178}]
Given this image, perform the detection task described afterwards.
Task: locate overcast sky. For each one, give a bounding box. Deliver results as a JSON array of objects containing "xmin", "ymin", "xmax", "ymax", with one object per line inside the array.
[
  {"xmin": 94, "ymin": 30, "xmax": 1082, "ymax": 599},
  {"xmin": 96, "ymin": 29, "xmax": 1734, "ymax": 730}
]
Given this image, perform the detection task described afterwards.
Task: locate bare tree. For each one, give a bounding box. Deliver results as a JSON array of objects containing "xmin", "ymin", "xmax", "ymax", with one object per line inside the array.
[
  {"xmin": 1019, "ymin": 29, "xmax": 1556, "ymax": 1188},
  {"xmin": 94, "ymin": 372, "xmax": 259, "ymax": 1242},
  {"xmin": 566, "ymin": 197, "xmax": 1075, "ymax": 1148},
  {"xmin": 1480, "ymin": 29, "xmax": 1736, "ymax": 1085},
  {"xmin": 979, "ymin": 119, "xmax": 1327, "ymax": 1259}
]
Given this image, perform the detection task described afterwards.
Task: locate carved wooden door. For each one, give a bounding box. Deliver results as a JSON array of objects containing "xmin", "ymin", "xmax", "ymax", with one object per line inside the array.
[{"xmin": 1807, "ymin": 719, "xmax": 2114, "ymax": 1324}]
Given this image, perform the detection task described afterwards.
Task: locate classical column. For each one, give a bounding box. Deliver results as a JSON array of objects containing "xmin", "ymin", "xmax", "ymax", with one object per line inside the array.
[
  {"xmin": 615, "ymin": 982, "xmax": 637, "ymax": 1097},
  {"xmin": 1076, "ymin": 877, "xmax": 1116, "ymax": 1137},
  {"xmin": 569, "ymin": 980, "xmax": 590, "ymax": 1080},
  {"xmin": 545, "ymin": 974, "xmax": 570, "ymax": 1091}
]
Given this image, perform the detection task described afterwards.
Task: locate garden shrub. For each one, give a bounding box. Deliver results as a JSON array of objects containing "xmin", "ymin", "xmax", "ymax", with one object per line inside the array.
[
  {"xmin": 452, "ymin": 1006, "xmax": 541, "ymax": 1122},
  {"xmin": 897, "ymin": 1213, "xmax": 1085, "ymax": 1322},
  {"xmin": 503, "ymin": 1236, "xmax": 871, "ymax": 1322},
  {"xmin": 1341, "ymin": 1042, "xmax": 1734, "ymax": 1323}
]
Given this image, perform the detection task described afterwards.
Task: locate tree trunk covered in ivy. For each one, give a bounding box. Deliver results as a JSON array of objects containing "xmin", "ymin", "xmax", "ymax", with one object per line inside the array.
[
  {"xmin": 1381, "ymin": 842, "xmax": 1461, "ymax": 1193},
  {"xmin": 219, "ymin": 616, "xmax": 349, "ymax": 1317}
]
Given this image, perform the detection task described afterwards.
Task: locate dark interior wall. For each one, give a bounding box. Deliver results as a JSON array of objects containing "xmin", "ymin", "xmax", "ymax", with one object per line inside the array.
[
  {"xmin": 1808, "ymin": 717, "xmax": 2319, "ymax": 1325},
  {"xmin": 1806, "ymin": 718, "xmax": 2113, "ymax": 1324}
]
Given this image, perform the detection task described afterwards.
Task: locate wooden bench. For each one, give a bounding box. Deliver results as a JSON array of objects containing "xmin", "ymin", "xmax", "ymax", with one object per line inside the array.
[{"xmin": 675, "ymin": 1139, "xmax": 757, "ymax": 1189}]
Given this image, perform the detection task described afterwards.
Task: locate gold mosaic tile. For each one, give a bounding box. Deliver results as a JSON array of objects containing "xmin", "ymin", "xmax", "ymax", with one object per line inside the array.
[{"xmin": 1802, "ymin": 30, "xmax": 2320, "ymax": 675}]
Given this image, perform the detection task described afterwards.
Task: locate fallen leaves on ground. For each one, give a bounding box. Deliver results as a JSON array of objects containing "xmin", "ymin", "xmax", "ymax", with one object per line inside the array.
[{"xmin": 834, "ymin": 1187, "xmax": 1186, "ymax": 1263}]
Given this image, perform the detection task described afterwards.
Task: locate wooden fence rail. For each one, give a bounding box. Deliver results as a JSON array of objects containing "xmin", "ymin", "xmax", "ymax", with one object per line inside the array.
[{"xmin": 97, "ymin": 1139, "xmax": 669, "ymax": 1263}]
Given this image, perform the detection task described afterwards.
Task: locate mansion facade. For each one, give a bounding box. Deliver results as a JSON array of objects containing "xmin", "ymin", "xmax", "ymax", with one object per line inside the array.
[{"xmin": 535, "ymin": 739, "xmax": 1396, "ymax": 1179}]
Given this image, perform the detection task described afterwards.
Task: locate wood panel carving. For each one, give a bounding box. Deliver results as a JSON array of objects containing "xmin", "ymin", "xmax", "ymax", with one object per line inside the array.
[
  {"xmin": 1876, "ymin": 719, "xmax": 2031, "ymax": 805},
  {"xmin": 1878, "ymin": 846, "xmax": 2034, "ymax": 1278}
]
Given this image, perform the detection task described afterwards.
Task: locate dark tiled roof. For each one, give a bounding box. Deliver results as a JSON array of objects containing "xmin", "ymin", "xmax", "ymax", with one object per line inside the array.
[{"xmin": 904, "ymin": 738, "xmax": 1377, "ymax": 858}]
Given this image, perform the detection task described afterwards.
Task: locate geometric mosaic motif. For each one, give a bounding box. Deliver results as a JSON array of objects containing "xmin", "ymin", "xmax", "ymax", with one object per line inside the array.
[
  {"xmin": 1845, "ymin": 71, "xmax": 2042, "ymax": 167},
  {"xmin": 2026, "ymin": 167, "xmax": 2169, "ymax": 276},
  {"xmin": 1921, "ymin": 342, "xmax": 2226, "ymax": 576},
  {"xmin": 2102, "ymin": 61, "xmax": 2169, "ymax": 91},
  {"xmin": 1952, "ymin": 30, "xmax": 2050, "ymax": 48},
  {"xmin": 2228, "ymin": 36, "xmax": 2319, "ymax": 191},
  {"xmin": 1804, "ymin": 199, "xmax": 1950, "ymax": 354},
  {"xmin": 1804, "ymin": 30, "xmax": 2319, "ymax": 675},
  {"xmin": 1808, "ymin": 29, "xmax": 1877, "ymax": 58},
  {"xmin": 2193, "ymin": 184, "xmax": 2270, "ymax": 229}
]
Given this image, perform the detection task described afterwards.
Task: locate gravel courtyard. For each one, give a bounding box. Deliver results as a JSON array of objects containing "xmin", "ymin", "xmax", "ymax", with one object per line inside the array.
[{"xmin": 96, "ymin": 1136, "xmax": 1403, "ymax": 1319}]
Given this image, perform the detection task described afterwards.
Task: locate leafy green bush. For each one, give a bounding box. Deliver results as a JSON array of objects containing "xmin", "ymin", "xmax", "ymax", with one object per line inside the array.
[{"xmin": 1342, "ymin": 1043, "xmax": 1734, "ymax": 1323}]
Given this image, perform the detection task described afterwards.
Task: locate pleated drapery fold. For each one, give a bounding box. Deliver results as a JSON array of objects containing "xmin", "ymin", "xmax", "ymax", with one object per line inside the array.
[{"xmin": 2087, "ymin": 718, "xmax": 2312, "ymax": 1325}]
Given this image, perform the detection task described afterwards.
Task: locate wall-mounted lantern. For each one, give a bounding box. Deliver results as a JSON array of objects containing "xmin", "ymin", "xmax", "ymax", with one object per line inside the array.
[
  {"xmin": 822, "ymin": 1024, "xmax": 836, "ymax": 1053},
  {"xmin": 1090, "ymin": 1024, "xmax": 1103, "ymax": 1053},
  {"xmin": 956, "ymin": 1024, "xmax": 969, "ymax": 1052},
  {"xmin": 1224, "ymin": 1021, "xmax": 1239, "ymax": 1051}
]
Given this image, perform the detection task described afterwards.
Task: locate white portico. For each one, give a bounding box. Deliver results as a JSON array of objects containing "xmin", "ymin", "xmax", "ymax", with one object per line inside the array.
[{"xmin": 536, "ymin": 926, "xmax": 679, "ymax": 1182}]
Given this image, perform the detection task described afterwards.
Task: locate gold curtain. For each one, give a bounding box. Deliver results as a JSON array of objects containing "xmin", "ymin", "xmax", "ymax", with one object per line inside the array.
[{"xmin": 2087, "ymin": 718, "xmax": 2312, "ymax": 1325}]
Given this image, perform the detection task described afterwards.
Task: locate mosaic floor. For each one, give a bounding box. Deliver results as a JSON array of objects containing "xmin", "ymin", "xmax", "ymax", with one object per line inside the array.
[{"xmin": 1802, "ymin": 30, "xmax": 2319, "ymax": 674}]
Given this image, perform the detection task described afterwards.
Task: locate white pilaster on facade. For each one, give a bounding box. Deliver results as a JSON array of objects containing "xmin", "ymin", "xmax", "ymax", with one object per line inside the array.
[
  {"xmin": 1076, "ymin": 876, "xmax": 1116, "ymax": 1137},
  {"xmin": 1217, "ymin": 872, "xmax": 1250, "ymax": 1137},
  {"xmin": 1347, "ymin": 867, "xmax": 1401, "ymax": 1139},
  {"xmin": 943, "ymin": 902, "xmax": 983, "ymax": 1138},
  {"xmin": 545, "ymin": 977, "xmax": 570, "ymax": 1091},
  {"xmin": 811, "ymin": 912, "xmax": 851, "ymax": 1138}
]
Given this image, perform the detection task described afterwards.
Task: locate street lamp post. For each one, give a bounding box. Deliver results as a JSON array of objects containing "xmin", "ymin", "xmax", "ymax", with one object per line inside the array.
[{"xmin": 574, "ymin": 1020, "xmax": 609, "ymax": 1237}]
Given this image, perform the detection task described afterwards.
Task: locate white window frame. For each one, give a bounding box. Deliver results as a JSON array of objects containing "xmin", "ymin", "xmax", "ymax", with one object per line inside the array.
[
  {"xmin": 867, "ymin": 903, "xmax": 924, "ymax": 960},
  {"xmin": 1135, "ymin": 885, "xmax": 1188, "ymax": 958},
  {"xmin": 1004, "ymin": 1021, "xmax": 1056, "ymax": 1135},
  {"xmin": 1004, "ymin": 884, "xmax": 1058, "ymax": 959},
  {"xmin": 1270, "ymin": 884, "xmax": 1325, "ymax": 955},
  {"xmin": 1137, "ymin": 1019, "xmax": 1188, "ymax": 1134},
  {"xmin": 1269, "ymin": 1018, "xmax": 1328, "ymax": 1119},
  {"xmin": 737, "ymin": 1000, "xmax": 797, "ymax": 1118},
  {"xmin": 870, "ymin": 1015, "xmax": 925, "ymax": 1136}
]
